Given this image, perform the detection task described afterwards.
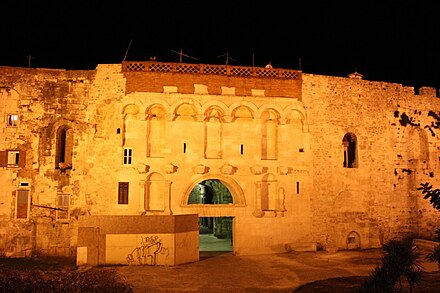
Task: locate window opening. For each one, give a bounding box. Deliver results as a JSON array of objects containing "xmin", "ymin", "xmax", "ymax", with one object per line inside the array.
[
  {"xmin": 296, "ymin": 181, "xmax": 300, "ymax": 194},
  {"xmin": 240, "ymin": 144, "xmax": 244, "ymax": 155},
  {"xmin": 343, "ymin": 133, "xmax": 357, "ymax": 168},
  {"xmin": 118, "ymin": 182, "xmax": 129, "ymax": 204},
  {"xmin": 56, "ymin": 194, "xmax": 70, "ymax": 220},
  {"xmin": 123, "ymin": 148, "xmax": 133, "ymax": 165},
  {"xmin": 7, "ymin": 114, "xmax": 18, "ymax": 126},
  {"xmin": 188, "ymin": 180, "xmax": 233, "ymax": 204},
  {"xmin": 7, "ymin": 151, "xmax": 19, "ymax": 166},
  {"xmin": 16, "ymin": 190, "xmax": 29, "ymax": 219},
  {"xmin": 56, "ymin": 126, "xmax": 73, "ymax": 169},
  {"xmin": 183, "ymin": 143, "xmax": 187, "ymax": 153}
]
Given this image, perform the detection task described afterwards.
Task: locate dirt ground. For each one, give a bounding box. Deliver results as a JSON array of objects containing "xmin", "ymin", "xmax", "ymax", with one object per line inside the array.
[{"xmin": 1, "ymin": 249, "xmax": 439, "ymax": 292}]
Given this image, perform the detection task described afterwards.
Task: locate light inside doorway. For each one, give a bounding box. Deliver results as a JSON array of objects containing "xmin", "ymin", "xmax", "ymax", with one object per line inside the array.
[
  {"xmin": 188, "ymin": 179, "xmax": 233, "ymax": 204},
  {"xmin": 199, "ymin": 217, "xmax": 233, "ymax": 252}
]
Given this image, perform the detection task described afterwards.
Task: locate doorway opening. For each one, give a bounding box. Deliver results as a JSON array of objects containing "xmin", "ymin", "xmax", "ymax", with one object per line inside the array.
[
  {"xmin": 188, "ymin": 179, "xmax": 233, "ymax": 204},
  {"xmin": 199, "ymin": 217, "xmax": 233, "ymax": 253}
]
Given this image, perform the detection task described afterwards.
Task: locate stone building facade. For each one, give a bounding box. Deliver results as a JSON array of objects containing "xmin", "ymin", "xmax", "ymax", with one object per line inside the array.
[{"xmin": 0, "ymin": 61, "xmax": 439, "ymax": 259}]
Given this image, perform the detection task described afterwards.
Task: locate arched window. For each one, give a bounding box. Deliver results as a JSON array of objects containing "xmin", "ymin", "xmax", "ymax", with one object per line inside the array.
[
  {"xmin": 204, "ymin": 108, "xmax": 223, "ymax": 159},
  {"xmin": 56, "ymin": 126, "xmax": 73, "ymax": 170},
  {"xmin": 188, "ymin": 179, "xmax": 233, "ymax": 204},
  {"xmin": 261, "ymin": 109, "xmax": 278, "ymax": 160},
  {"xmin": 343, "ymin": 133, "xmax": 357, "ymax": 168},
  {"xmin": 232, "ymin": 105, "xmax": 254, "ymax": 156},
  {"xmin": 261, "ymin": 173, "xmax": 278, "ymax": 210},
  {"xmin": 145, "ymin": 173, "xmax": 165, "ymax": 211},
  {"xmin": 146, "ymin": 105, "xmax": 166, "ymax": 157},
  {"xmin": 175, "ymin": 103, "xmax": 196, "ymax": 121}
]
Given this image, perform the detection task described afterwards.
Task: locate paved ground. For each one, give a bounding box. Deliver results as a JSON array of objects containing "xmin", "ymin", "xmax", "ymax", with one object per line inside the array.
[
  {"xmin": 115, "ymin": 236, "xmax": 439, "ymax": 292},
  {"xmin": 115, "ymin": 249, "xmax": 386, "ymax": 292}
]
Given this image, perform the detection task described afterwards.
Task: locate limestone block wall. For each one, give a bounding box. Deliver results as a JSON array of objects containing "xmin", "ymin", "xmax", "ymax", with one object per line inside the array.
[
  {"xmin": 302, "ymin": 73, "xmax": 440, "ymax": 250},
  {"xmin": 87, "ymin": 79, "xmax": 313, "ymax": 255},
  {"xmin": 76, "ymin": 214, "xmax": 198, "ymax": 266},
  {"xmin": 2, "ymin": 62, "xmax": 440, "ymax": 259},
  {"xmin": 0, "ymin": 65, "xmax": 125, "ymax": 257}
]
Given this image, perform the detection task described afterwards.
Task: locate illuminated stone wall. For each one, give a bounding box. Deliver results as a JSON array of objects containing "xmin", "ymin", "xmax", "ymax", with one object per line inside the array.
[
  {"xmin": 0, "ymin": 63, "xmax": 439, "ymax": 259},
  {"xmin": 302, "ymin": 74, "xmax": 440, "ymax": 250}
]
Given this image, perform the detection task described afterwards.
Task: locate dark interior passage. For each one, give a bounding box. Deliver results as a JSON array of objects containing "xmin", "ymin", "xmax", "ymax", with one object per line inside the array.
[{"xmin": 199, "ymin": 217, "xmax": 233, "ymax": 252}]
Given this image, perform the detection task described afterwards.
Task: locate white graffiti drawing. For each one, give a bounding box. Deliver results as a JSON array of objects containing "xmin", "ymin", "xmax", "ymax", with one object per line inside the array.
[{"xmin": 126, "ymin": 236, "xmax": 169, "ymax": 265}]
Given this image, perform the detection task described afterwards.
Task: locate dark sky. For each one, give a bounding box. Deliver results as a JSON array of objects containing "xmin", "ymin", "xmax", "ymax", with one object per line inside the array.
[{"xmin": 2, "ymin": 1, "xmax": 440, "ymax": 88}]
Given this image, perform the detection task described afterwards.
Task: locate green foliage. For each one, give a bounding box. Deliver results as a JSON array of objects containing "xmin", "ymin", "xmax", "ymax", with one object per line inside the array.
[{"xmin": 360, "ymin": 238, "xmax": 423, "ymax": 293}]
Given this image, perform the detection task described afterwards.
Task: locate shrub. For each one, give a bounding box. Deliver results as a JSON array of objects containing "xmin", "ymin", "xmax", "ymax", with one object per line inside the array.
[
  {"xmin": 425, "ymin": 244, "xmax": 440, "ymax": 268},
  {"xmin": 360, "ymin": 238, "xmax": 423, "ymax": 293}
]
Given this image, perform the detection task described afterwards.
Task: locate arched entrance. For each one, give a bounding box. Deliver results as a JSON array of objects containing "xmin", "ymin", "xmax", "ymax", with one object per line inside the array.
[{"xmin": 187, "ymin": 179, "xmax": 236, "ymax": 254}]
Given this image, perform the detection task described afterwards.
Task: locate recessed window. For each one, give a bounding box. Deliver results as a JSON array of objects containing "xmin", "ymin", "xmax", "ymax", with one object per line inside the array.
[
  {"xmin": 343, "ymin": 133, "xmax": 358, "ymax": 168},
  {"xmin": 296, "ymin": 181, "xmax": 300, "ymax": 194},
  {"xmin": 183, "ymin": 143, "xmax": 187, "ymax": 154},
  {"xmin": 123, "ymin": 148, "xmax": 133, "ymax": 165},
  {"xmin": 240, "ymin": 144, "xmax": 244, "ymax": 155},
  {"xmin": 56, "ymin": 126, "xmax": 73, "ymax": 170},
  {"xmin": 7, "ymin": 114, "xmax": 19, "ymax": 126},
  {"xmin": 0, "ymin": 150, "xmax": 25, "ymax": 168},
  {"xmin": 7, "ymin": 151, "xmax": 19, "ymax": 166},
  {"xmin": 16, "ymin": 190, "xmax": 29, "ymax": 219},
  {"xmin": 56, "ymin": 194, "xmax": 70, "ymax": 220},
  {"xmin": 118, "ymin": 182, "xmax": 129, "ymax": 204}
]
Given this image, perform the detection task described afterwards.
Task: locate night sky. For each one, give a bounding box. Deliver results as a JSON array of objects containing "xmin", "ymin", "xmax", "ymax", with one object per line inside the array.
[{"xmin": 1, "ymin": 1, "xmax": 440, "ymax": 88}]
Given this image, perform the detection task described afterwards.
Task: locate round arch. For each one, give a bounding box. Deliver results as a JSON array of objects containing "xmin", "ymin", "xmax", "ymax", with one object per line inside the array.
[
  {"xmin": 181, "ymin": 174, "xmax": 246, "ymax": 206},
  {"xmin": 201, "ymin": 100, "xmax": 229, "ymax": 117},
  {"xmin": 229, "ymin": 101, "xmax": 258, "ymax": 117},
  {"xmin": 170, "ymin": 98, "xmax": 202, "ymax": 116},
  {"xmin": 256, "ymin": 104, "xmax": 283, "ymax": 119},
  {"xmin": 122, "ymin": 103, "xmax": 140, "ymax": 115}
]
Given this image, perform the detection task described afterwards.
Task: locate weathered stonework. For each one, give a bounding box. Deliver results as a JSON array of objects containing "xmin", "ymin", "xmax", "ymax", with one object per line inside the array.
[{"xmin": 0, "ymin": 61, "xmax": 439, "ymax": 261}]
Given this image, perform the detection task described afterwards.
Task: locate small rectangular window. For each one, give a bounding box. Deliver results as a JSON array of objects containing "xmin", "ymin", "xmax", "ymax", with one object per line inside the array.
[
  {"xmin": 123, "ymin": 148, "xmax": 133, "ymax": 165},
  {"xmin": 56, "ymin": 194, "xmax": 70, "ymax": 220},
  {"xmin": 296, "ymin": 181, "xmax": 300, "ymax": 194},
  {"xmin": 7, "ymin": 114, "xmax": 19, "ymax": 126},
  {"xmin": 183, "ymin": 143, "xmax": 187, "ymax": 153},
  {"xmin": 7, "ymin": 151, "xmax": 19, "ymax": 166},
  {"xmin": 240, "ymin": 144, "xmax": 244, "ymax": 155},
  {"xmin": 16, "ymin": 190, "xmax": 29, "ymax": 219},
  {"xmin": 118, "ymin": 182, "xmax": 129, "ymax": 204}
]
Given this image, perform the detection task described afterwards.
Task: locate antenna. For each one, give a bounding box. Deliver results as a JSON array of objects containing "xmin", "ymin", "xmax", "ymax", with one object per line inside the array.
[
  {"xmin": 217, "ymin": 51, "xmax": 237, "ymax": 65},
  {"xmin": 123, "ymin": 39, "xmax": 133, "ymax": 61},
  {"xmin": 170, "ymin": 49, "xmax": 197, "ymax": 63},
  {"xmin": 26, "ymin": 54, "xmax": 34, "ymax": 68}
]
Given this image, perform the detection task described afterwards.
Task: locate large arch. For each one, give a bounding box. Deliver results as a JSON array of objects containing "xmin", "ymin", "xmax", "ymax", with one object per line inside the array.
[{"xmin": 181, "ymin": 174, "xmax": 246, "ymax": 206}]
